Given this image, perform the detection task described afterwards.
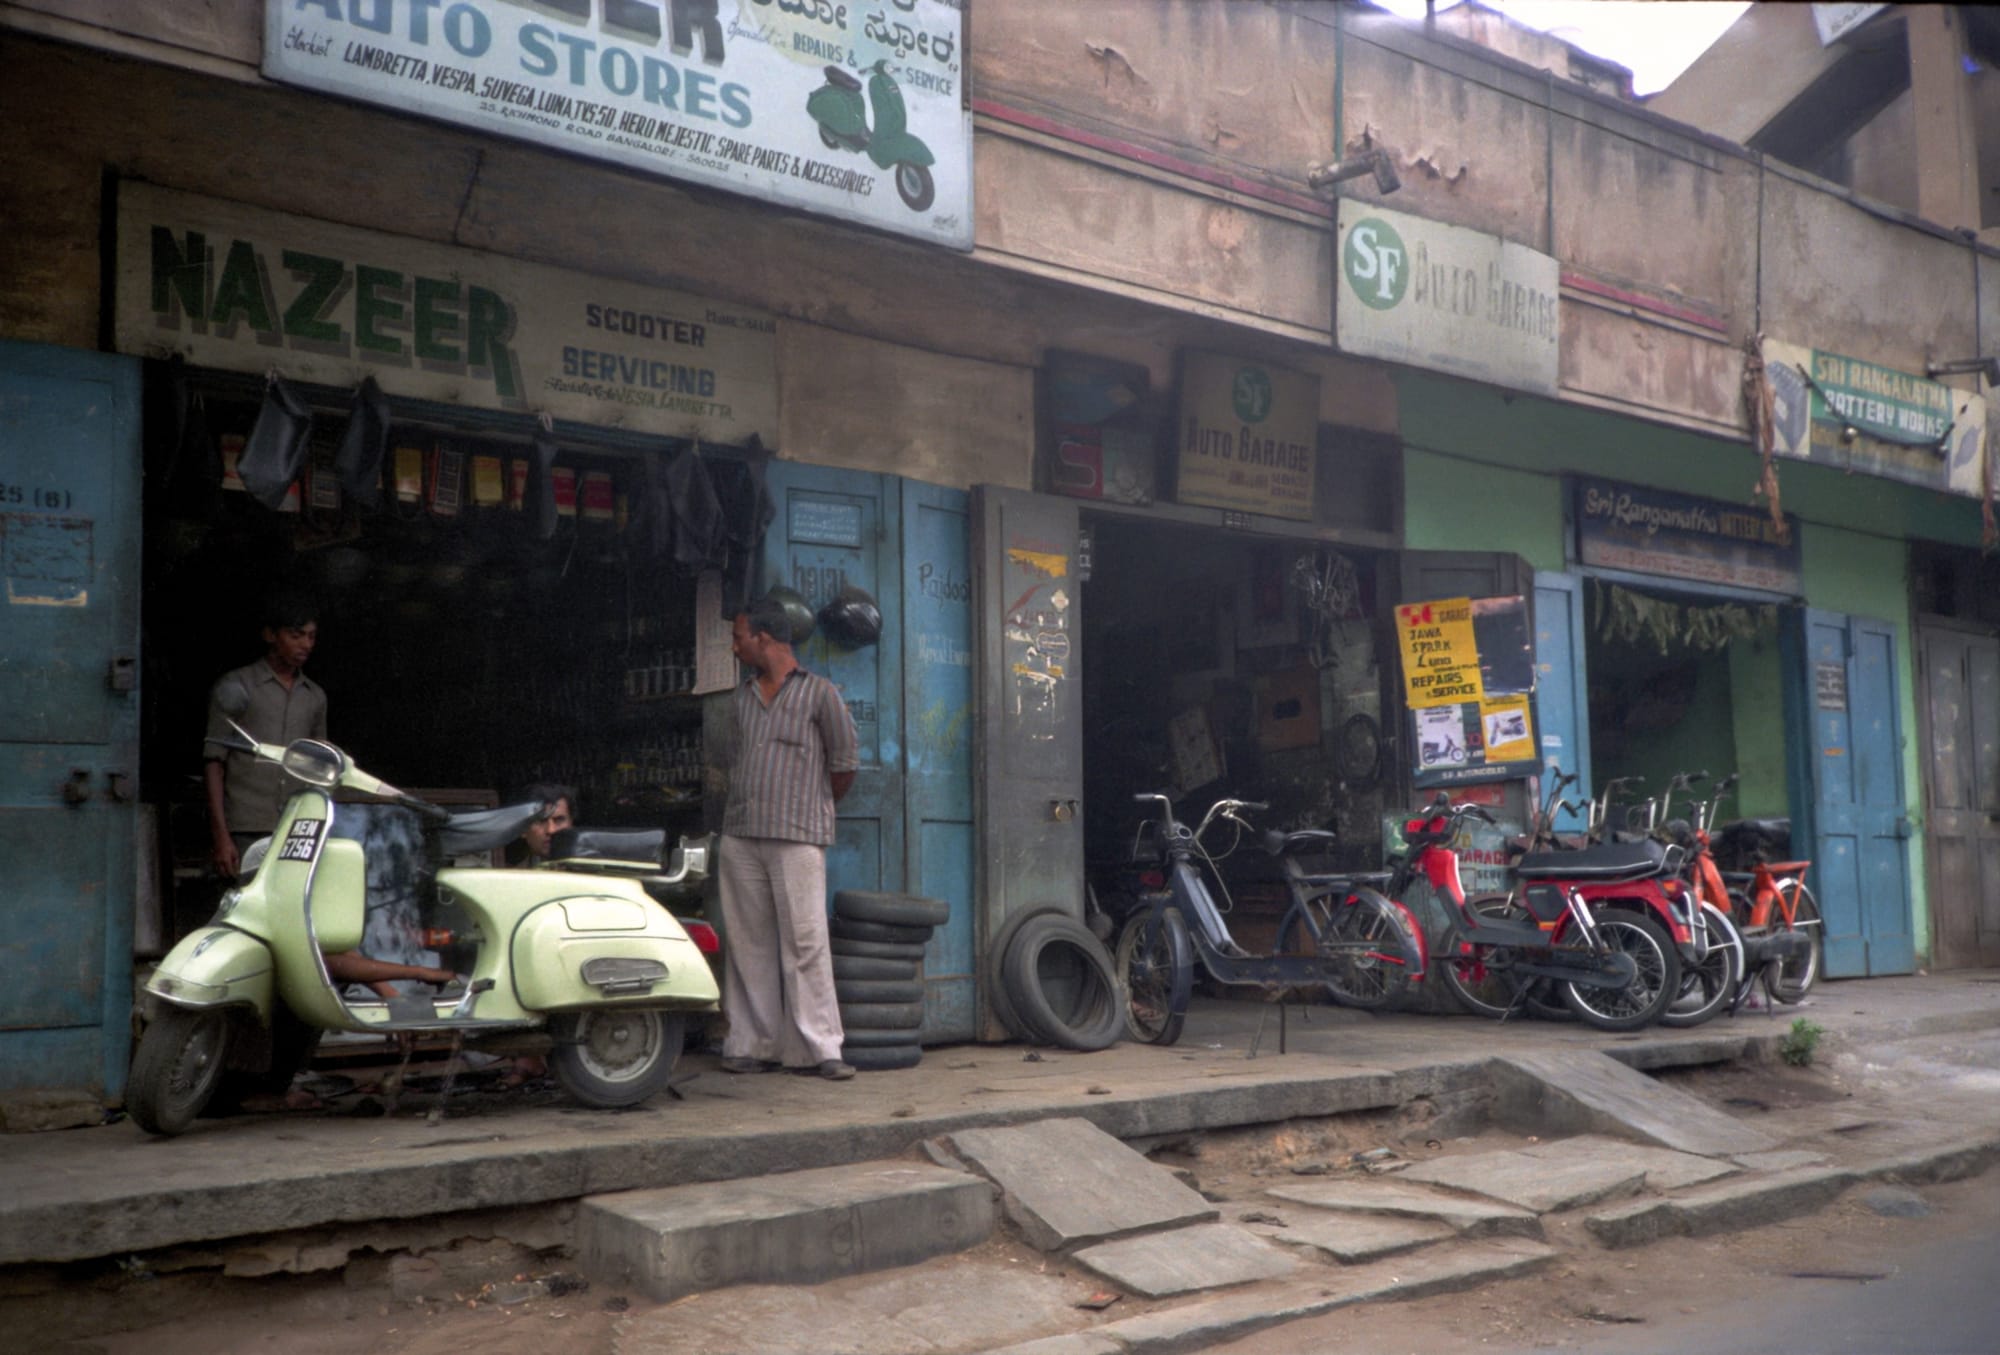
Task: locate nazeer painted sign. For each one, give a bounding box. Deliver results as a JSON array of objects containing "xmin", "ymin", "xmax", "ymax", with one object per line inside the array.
[
  {"xmin": 1335, "ymin": 201, "xmax": 1559, "ymax": 397},
  {"xmin": 1763, "ymin": 338, "xmax": 1988, "ymax": 497},
  {"xmin": 1175, "ymin": 351, "xmax": 1319, "ymax": 520},
  {"xmin": 114, "ymin": 182, "xmax": 778, "ymax": 446},
  {"xmin": 263, "ymin": 0, "xmax": 971, "ymax": 250}
]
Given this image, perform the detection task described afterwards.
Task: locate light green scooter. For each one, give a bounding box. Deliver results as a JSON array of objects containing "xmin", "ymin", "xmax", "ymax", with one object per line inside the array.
[{"xmin": 129, "ymin": 729, "xmax": 719, "ymax": 1135}]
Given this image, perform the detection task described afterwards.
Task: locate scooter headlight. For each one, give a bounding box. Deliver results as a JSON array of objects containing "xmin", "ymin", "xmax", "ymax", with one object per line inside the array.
[{"xmin": 151, "ymin": 974, "xmax": 232, "ymax": 1005}]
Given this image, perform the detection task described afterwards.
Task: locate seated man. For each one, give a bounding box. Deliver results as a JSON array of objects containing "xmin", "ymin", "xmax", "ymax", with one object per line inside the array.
[
  {"xmin": 517, "ymin": 783, "xmax": 576, "ymax": 862},
  {"xmin": 325, "ymin": 951, "xmax": 457, "ymax": 1000}
]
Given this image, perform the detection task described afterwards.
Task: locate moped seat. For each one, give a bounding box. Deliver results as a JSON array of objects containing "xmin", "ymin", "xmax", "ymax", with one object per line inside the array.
[
  {"xmin": 1263, "ymin": 828, "xmax": 1339, "ymax": 857},
  {"xmin": 1513, "ymin": 839, "xmax": 1664, "ymax": 879},
  {"xmin": 824, "ymin": 65, "xmax": 861, "ymax": 90},
  {"xmin": 438, "ymin": 803, "xmax": 543, "ymax": 855},
  {"xmin": 555, "ymin": 827, "xmax": 666, "ymax": 865}
]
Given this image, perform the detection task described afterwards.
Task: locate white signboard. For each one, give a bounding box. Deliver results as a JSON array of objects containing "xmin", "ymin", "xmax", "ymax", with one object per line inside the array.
[
  {"xmin": 1335, "ymin": 201, "xmax": 1560, "ymax": 398},
  {"xmin": 263, "ymin": 0, "xmax": 971, "ymax": 250},
  {"xmin": 1812, "ymin": 4, "xmax": 1887, "ymax": 46},
  {"xmin": 115, "ymin": 182, "xmax": 778, "ymax": 446}
]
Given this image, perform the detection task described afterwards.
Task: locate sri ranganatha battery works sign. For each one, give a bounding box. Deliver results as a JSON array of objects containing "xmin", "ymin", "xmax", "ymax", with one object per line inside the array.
[{"xmin": 263, "ymin": 0, "xmax": 971, "ymax": 250}]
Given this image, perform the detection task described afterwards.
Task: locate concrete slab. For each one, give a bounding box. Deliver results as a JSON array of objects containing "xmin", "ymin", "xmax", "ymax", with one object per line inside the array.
[
  {"xmin": 1584, "ymin": 1165, "xmax": 1856, "ymax": 1248},
  {"xmin": 615, "ymin": 1255, "xmax": 1095, "ymax": 1355},
  {"xmin": 1265, "ymin": 1179, "xmax": 1543, "ymax": 1237},
  {"xmin": 578, "ymin": 1161, "xmax": 993, "ymax": 1302},
  {"xmin": 946, "ymin": 1118, "xmax": 1216, "ymax": 1252},
  {"xmin": 1247, "ymin": 1209, "xmax": 1454, "ymax": 1263},
  {"xmin": 1490, "ymin": 1050, "xmax": 1780, "ymax": 1156},
  {"xmin": 1734, "ymin": 1149, "xmax": 1830, "ymax": 1171},
  {"xmin": 1070, "ymin": 1221, "xmax": 1295, "ymax": 1297},
  {"xmin": 1400, "ymin": 1134, "xmax": 1734, "ymax": 1211}
]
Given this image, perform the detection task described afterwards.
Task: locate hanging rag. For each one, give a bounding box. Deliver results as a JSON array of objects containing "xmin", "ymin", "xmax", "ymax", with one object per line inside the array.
[
  {"xmin": 334, "ymin": 376, "xmax": 391, "ymax": 509},
  {"xmin": 238, "ymin": 376, "xmax": 314, "ymax": 510},
  {"xmin": 714, "ymin": 453, "xmax": 776, "ymax": 616},
  {"xmin": 666, "ymin": 443, "xmax": 728, "ymax": 572},
  {"xmin": 1741, "ymin": 334, "xmax": 1790, "ymax": 547},
  {"xmin": 153, "ymin": 355, "xmax": 223, "ymax": 518},
  {"xmin": 625, "ymin": 451, "xmax": 676, "ymax": 562},
  {"xmin": 525, "ymin": 428, "xmax": 560, "ymax": 541}
]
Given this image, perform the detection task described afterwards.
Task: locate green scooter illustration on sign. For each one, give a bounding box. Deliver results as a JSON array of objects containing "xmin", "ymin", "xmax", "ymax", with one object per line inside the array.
[{"xmin": 806, "ymin": 60, "xmax": 936, "ymax": 212}]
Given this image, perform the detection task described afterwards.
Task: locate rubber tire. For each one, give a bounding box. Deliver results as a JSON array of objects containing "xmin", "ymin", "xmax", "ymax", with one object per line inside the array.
[
  {"xmin": 832, "ymin": 954, "xmax": 920, "ymax": 982},
  {"xmin": 985, "ymin": 905, "xmax": 1069, "ymax": 1042},
  {"xmin": 837, "ymin": 1001, "xmax": 923, "ymax": 1030},
  {"xmin": 548, "ymin": 1009, "xmax": 684, "ymax": 1108},
  {"xmin": 842, "ymin": 1042, "xmax": 921, "ymax": 1071},
  {"xmin": 1767, "ymin": 882, "xmax": 1823, "ymax": 1004},
  {"xmin": 834, "ymin": 890, "xmax": 950, "ymax": 928},
  {"xmin": 830, "ymin": 936, "xmax": 928, "ymax": 962},
  {"xmin": 834, "ymin": 978, "xmax": 925, "ymax": 1005},
  {"xmin": 831, "ymin": 916, "xmax": 934, "ymax": 946},
  {"xmin": 1114, "ymin": 908, "xmax": 1191, "ymax": 1045},
  {"xmin": 1562, "ymin": 910, "xmax": 1682, "ymax": 1032},
  {"xmin": 128, "ymin": 1006, "xmax": 233, "ymax": 1136},
  {"xmin": 1002, "ymin": 912, "xmax": 1124, "ymax": 1052},
  {"xmin": 1276, "ymin": 893, "xmax": 1416, "ymax": 1012},
  {"xmin": 841, "ymin": 1025, "xmax": 928, "ymax": 1048},
  {"xmin": 1434, "ymin": 895, "xmax": 1534, "ymax": 1020},
  {"xmin": 1660, "ymin": 903, "xmax": 1745, "ymax": 1029},
  {"xmin": 896, "ymin": 161, "xmax": 936, "ymax": 212}
]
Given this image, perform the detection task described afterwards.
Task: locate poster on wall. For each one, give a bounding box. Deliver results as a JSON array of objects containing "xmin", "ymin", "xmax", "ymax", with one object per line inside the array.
[
  {"xmin": 114, "ymin": 182, "xmax": 779, "ymax": 447},
  {"xmin": 262, "ymin": 0, "xmax": 972, "ymax": 250},
  {"xmin": 1396, "ymin": 595, "xmax": 1539, "ymax": 788},
  {"xmin": 1761, "ymin": 338, "xmax": 1987, "ymax": 498},
  {"xmin": 1174, "ymin": 350, "xmax": 1319, "ymax": 520}
]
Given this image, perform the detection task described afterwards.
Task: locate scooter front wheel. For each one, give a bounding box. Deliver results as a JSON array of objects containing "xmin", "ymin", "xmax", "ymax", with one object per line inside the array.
[
  {"xmin": 549, "ymin": 1008, "xmax": 685, "ymax": 1108},
  {"xmin": 895, "ymin": 161, "xmax": 935, "ymax": 212},
  {"xmin": 127, "ymin": 1006, "xmax": 232, "ymax": 1136}
]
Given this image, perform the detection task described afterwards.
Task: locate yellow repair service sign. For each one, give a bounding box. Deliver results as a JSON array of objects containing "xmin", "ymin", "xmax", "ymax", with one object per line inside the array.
[{"xmin": 1396, "ymin": 598, "xmax": 1485, "ymax": 707}]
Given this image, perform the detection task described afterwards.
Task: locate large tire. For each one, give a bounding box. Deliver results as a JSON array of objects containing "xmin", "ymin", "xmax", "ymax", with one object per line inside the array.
[
  {"xmin": 842, "ymin": 1042, "xmax": 921, "ymax": 1071},
  {"xmin": 1115, "ymin": 907, "xmax": 1191, "ymax": 1045},
  {"xmin": 832, "ymin": 954, "xmax": 920, "ymax": 982},
  {"xmin": 837, "ymin": 1001, "xmax": 923, "ymax": 1030},
  {"xmin": 841, "ymin": 1024, "xmax": 928, "ymax": 1048},
  {"xmin": 1767, "ymin": 881, "xmax": 1823, "ymax": 1004},
  {"xmin": 549, "ymin": 1009, "xmax": 684, "ymax": 1108},
  {"xmin": 128, "ymin": 1006, "xmax": 232, "ymax": 1136},
  {"xmin": 1660, "ymin": 903, "xmax": 1744, "ymax": 1029},
  {"xmin": 1276, "ymin": 893, "xmax": 1417, "ymax": 1012},
  {"xmin": 985, "ymin": 905, "xmax": 1068, "ymax": 1042},
  {"xmin": 830, "ymin": 916, "xmax": 934, "ymax": 946},
  {"xmin": 830, "ymin": 936, "xmax": 928, "ymax": 962},
  {"xmin": 1562, "ymin": 910, "xmax": 1681, "ymax": 1032},
  {"xmin": 1002, "ymin": 912, "xmax": 1124, "ymax": 1052},
  {"xmin": 834, "ymin": 891, "xmax": 950, "ymax": 928},
  {"xmin": 834, "ymin": 978, "xmax": 925, "ymax": 1005}
]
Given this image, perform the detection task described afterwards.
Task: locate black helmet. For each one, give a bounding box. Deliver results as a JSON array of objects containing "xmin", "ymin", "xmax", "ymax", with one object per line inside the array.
[
  {"xmin": 763, "ymin": 586, "xmax": 816, "ymax": 645},
  {"xmin": 818, "ymin": 585, "xmax": 883, "ymax": 648}
]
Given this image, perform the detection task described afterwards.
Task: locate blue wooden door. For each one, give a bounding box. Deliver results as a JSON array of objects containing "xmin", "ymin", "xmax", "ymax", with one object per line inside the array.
[
  {"xmin": 760, "ymin": 464, "xmax": 905, "ymax": 901},
  {"xmin": 1792, "ymin": 609, "xmax": 1916, "ymax": 977},
  {"xmin": 1533, "ymin": 572, "xmax": 1593, "ymax": 835},
  {"xmin": 902, "ymin": 483, "xmax": 974, "ymax": 1040},
  {"xmin": 0, "ymin": 341, "xmax": 142, "ymax": 1101}
]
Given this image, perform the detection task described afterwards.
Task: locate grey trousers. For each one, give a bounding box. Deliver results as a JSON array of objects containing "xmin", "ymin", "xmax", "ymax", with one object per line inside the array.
[{"xmin": 716, "ymin": 835, "xmax": 844, "ymax": 1066}]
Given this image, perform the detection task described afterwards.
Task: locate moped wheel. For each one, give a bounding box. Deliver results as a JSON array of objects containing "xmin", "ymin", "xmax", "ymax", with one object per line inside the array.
[
  {"xmin": 1436, "ymin": 895, "xmax": 1529, "ymax": 1020},
  {"xmin": 1767, "ymin": 882, "xmax": 1823, "ymax": 1004},
  {"xmin": 1660, "ymin": 904, "xmax": 1744, "ymax": 1029},
  {"xmin": 819, "ymin": 125, "xmax": 840, "ymax": 149},
  {"xmin": 1114, "ymin": 908, "xmax": 1190, "ymax": 1045},
  {"xmin": 1277, "ymin": 895, "xmax": 1414, "ymax": 1012},
  {"xmin": 127, "ymin": 1007, "xmax": 232, "ymax": 1136},
  {"xmin": 896, "ymin": 161, "xmax": 936, "ymax": 212},
  {"xmin": 1562, "ymin": 910, "xmax": 1681, "ymax": 1032},
  {"xmin": 549, "ymin": 1009, "xmax": 684, "ymax": 1108}
]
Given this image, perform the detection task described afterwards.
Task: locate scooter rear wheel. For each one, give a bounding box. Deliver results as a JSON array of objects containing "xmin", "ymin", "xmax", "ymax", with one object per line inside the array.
[
  {"xmin": 128, "ymin": 1007, "xmax": 232, "ymax": 1136},
  {"xmin": 549, "ymin": 1009, "xmax": 685, "ymax": 1108}
]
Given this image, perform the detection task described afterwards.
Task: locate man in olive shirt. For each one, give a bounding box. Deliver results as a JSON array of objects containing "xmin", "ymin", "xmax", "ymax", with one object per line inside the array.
[
  {"xmin": 204, "ymin": 593, "xmax": 328, "ymax": 880},
  {"xmin": 718, "ymin": 594, "xmax": 860, "ymax": 1080}
]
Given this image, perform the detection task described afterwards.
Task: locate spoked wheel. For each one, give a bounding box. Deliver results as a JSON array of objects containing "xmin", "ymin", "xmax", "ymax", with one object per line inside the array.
[
  {"xmin": 1437, "ymin": 895, "xmax": 1533, "ymax": 1020},
  {"xmin": 1767, "ymin": 882, "xmax": 1823, "ymax": 1004},
  {"xmin": 549, "ymin": 1009, "xmax": 685, "ymax": 1108},
  {"xmin": 1276, "ymin": 894, "xmax": 1416, "ymax": 1012},
  {"xmin": 127, "ymin": 1007, "xmax": 232, "ymax": 1136},
  {"xmin": 1114, "ymin": 907, "xmax": 1191, "ymax": 1046},
  {"xmin": 1562, "ymin": 910, "xmax": 1682, "ymax": 1032},
  {"xmin": 1660, "ymin": 903, "xmax": 1744, "ymax": 1029}
]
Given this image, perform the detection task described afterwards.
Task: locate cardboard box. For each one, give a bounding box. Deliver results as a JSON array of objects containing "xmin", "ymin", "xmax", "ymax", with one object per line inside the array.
[{"xmin": 1256, "ymin": 667, "xmax": 1322, "ymax": 752}]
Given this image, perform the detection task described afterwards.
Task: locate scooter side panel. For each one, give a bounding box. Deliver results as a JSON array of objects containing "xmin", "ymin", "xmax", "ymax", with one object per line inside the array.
[{"xmin": 146, "ymin": 926, "xmax": 273, "ymax": 1016}]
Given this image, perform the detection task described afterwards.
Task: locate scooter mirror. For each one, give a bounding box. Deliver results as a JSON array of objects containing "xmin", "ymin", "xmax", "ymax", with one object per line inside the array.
[{"xmin": 280, "ymin": 738, "xmax": 347, "ymax": 788}]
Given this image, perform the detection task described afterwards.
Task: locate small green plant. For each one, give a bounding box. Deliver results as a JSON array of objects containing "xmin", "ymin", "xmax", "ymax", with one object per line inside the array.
[{"xmin": 1780, "ymin": 1017, "xmax": 1824, "ymax": 1067}]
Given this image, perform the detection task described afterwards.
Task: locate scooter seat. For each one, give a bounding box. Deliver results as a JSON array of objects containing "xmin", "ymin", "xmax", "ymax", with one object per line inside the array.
[
  {"xmin": 824, "ymin": 65, "xmax": 861, "ymax": 90},
  {"xmin": 438, "ymin": 803, "xmax": 543, "ymax": 855},
  {"xmin": 554, "ymin": 827, "xmax": 666, "ymax": 865},
  {"xmin": 1513, "ymin": 839, "xmax": 1665, "ymax": 879}
]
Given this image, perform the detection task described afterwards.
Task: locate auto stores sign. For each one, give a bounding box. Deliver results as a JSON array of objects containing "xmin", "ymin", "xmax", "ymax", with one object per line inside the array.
[{"xmin": 264, "ymin": 0, "xmax": 971, "ymax": 250}]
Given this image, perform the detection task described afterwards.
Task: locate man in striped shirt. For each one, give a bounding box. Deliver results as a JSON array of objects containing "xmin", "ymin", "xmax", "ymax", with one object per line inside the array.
[{"xmin": 717, "ymin": 594, "xmax": 861, "ymax": 1080}]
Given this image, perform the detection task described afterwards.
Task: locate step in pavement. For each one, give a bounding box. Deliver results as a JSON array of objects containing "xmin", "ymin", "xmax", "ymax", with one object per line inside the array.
[
  {"xmin": 1264, "ymin": 1177, "xmax": 1545, "ymax": 1238},
  {"xmin": 1490, "ymin": 1049, "xmax": 1779, "ymax": 1156},
  {"xmin": 1398, "ymin": 1133, "xmax": 1737, "ymax": 1212},
  {"xmin": 1070, "ymin": 1220, "xmax": 1296, "ymax": 1297},
  {"xmin": 578, "ymin": 1160, "xmax": 994, "ymax": 1302}
]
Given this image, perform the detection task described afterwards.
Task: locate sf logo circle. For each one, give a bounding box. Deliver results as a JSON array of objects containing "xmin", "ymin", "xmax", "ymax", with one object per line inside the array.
[
  {"xmin": 1344, "ymin": 218, "xmax": 1407, "ymax": 310},
  {"xmin": 1232, "ymin": 366, "xmax": 1273, "ymax": 424}
]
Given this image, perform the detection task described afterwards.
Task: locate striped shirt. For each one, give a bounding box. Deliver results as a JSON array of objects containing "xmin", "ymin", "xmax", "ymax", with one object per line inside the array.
[{"xmin": 722, "ymin": 667, "xmax": 858, "ymax": 846}]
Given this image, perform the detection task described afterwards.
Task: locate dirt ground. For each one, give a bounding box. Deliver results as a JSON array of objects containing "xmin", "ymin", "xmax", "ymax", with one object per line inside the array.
[{"xmin": 15, "ymin": 1057, "xmax": 1995, "ymax": 1355}]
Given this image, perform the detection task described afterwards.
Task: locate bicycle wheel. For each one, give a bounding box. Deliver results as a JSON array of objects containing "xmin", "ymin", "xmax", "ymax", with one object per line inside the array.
[
  {"xmin": 1114, "ymin": 907, "xmax": 1191, "ymax": 1045},
  {"xmin": 1767, "ymin": 881, "xmax": 1823, "ymax": 1004},
  {"xmin": 1435, "ymin": 895, "xmax": 1531, "ymax": 1020},
  {"xmin": 1659, "ymin": 903, "xmax": 1744, "ymax": 1029},
  {"xmin": 1277, "ymin": 893, "xmax": 1416, "ymax": 1012},
  {"xmin": 1562, "ymin": 909, "xmax": 1681, "ymax": 1031}
]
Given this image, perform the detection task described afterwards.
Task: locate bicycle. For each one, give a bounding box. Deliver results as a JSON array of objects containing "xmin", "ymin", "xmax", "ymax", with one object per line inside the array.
[
  {"xmin": 1711, "ymin": 814, "xmax": 1822, "ymax": 1003},
  {"xmin": 1112, "ymin": 793, "xmax": 1425, "ymax": 1046}
]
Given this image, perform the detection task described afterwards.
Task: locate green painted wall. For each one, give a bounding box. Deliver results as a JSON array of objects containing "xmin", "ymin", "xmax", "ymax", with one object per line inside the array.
[
  {"xmin": 1727, "ymin": 636, "xmax": 1789, "ymax": 820},
  {"xmin": 1403, "ymin": 448, "xmax": 1567, "ymax": 572},
  {"xmin": 1589, "ymin": 647, "xmax": 1739, "ymax": 821}
]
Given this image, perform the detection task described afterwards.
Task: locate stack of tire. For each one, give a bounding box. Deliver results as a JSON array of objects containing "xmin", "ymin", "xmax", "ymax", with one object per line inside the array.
[
  {"xmin": 987, "ymin": 906, "xmax": 1123, "ymax": 1052},
  {"xmin": 831, "ymin": 890, "xmax": 951, "ymax": 1072}
]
